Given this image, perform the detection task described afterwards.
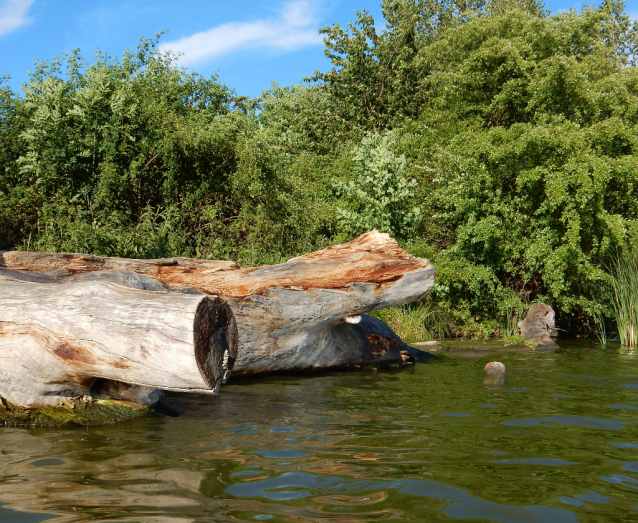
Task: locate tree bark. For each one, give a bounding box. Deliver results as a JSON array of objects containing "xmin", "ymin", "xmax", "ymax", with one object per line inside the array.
[{"xmin": 1, "ymin": 231, "xmax": 435, "ymax": 403}]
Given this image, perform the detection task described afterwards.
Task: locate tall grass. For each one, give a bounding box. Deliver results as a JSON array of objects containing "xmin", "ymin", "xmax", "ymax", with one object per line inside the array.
[
  {"xmin": 499, "ymin": 304, "xmax": 527, "ymax": 345},
  {"xmin": 611, "ymin": 251, "xmax": 638, "ymax": 347},
  {"xmin": 371, "ymin": 300, "xmax": 452, "ymax": 342},
  {"xmin": 593, "ymin": 310, "xmax": 607, "ymax": 345}
]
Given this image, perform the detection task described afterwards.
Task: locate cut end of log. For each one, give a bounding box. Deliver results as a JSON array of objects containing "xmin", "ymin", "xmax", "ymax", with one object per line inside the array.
[
  {"xmin": 0, "ymin": 274, "xmax": 240, "ymax": 413},
  {"xmin": 194, "ymin": 297, "xmax": 238, "ymax": 390}
]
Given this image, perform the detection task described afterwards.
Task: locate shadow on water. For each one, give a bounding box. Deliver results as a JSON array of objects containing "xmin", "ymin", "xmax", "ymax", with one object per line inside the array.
[{"xmin": 1, "ymin": 339, "xmax": 638, "ymax": 522}]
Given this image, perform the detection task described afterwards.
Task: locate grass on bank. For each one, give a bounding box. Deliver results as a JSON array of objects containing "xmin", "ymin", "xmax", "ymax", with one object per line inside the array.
[
  {"xmin": 373, "ymin": 294, "xmax": 536, "ymax": 344},
  {"xmin": 371, "ymin": 300, "xmax": 453, "ymax": 342},
  {"xmin": 611, "ymin": 251, "xmax": 638, "ymax": 347},
  {"xmin": 371, "ymin": 298, "xmax": 532, "ymax": 343},
  {"xmin": 593, "ymin": 309, "xmax": 608, "ymax": 345}
]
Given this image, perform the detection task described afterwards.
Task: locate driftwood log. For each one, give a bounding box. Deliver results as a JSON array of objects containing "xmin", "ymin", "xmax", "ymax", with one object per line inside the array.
[
  {"xmin": 1, "ymin": 231, "xmax": 435, "ymax": 417},
  {"xmin": 0, "ymin": 271, "xmax": 237, "ymax": 410}
]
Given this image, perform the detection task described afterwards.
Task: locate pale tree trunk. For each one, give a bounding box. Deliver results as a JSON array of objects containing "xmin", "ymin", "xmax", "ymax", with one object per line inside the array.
[
  {"xmin": 0, "ymin": 271, "xmax": 237, "ymax": 409},
  {"xmin": 1, "ymin": 231, "xmax": 435, "ymax": 412}
]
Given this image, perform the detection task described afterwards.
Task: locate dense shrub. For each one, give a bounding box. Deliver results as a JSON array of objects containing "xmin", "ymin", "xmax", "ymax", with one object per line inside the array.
[
  {"xmin": 0, "ymin": 37, "xmax": 331, "ymax": 262},
  {"xmin": 2, "ymin": 1, "xmax": 638, "ymax": 336}
]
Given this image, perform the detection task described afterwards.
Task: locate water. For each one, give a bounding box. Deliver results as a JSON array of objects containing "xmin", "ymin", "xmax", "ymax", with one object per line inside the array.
[{"xmin": 1, "ymin": 340, "xmax": 638, "ymax": 522}]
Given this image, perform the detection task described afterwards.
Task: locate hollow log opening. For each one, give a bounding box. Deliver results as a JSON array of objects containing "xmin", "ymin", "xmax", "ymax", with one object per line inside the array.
[{"xmin": 194, "ymin": 297, "xmax": 238, "ymax": 393}]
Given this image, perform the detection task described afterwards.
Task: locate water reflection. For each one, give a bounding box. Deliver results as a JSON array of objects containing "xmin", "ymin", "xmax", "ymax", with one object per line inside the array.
[
  {"xmin": 1, "ymin": 340, "xmax": 638, "ymax": 521},
  {"xmin": 502, "ymin": 415, "xmax": 625, "ymax": 429}
]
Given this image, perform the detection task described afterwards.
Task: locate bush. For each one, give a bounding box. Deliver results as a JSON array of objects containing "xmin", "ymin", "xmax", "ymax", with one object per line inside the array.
[{"xmin": 333, "ymin": 131, "xmax": 420, "ymax": 240}]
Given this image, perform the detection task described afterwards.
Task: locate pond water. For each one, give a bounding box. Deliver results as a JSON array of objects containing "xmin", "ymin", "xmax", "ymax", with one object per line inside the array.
[{"xmin": 1, "ymin": 339, "xmax": 637, "ymax": 522}]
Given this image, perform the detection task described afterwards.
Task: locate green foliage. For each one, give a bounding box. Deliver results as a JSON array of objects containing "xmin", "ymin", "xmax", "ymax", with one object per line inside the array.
[
  {"xmin": 3, "ymin": 35, "xmax": 235, "ymax": 255},
  {"xmin": 3, "ymin": 1, "xmax": 638, "ymax": 337},
  {"xmin": 371, "ymin": 298, "xmax": 453, "ymax": 341},
  {"xmin": 329, "ymin": 0, "xmax": 638, "ymax": 334},
  {"xmin": 317, "ymin": 0, "xmax": 424, "ymax": 129},
  {"xmin": 0, "ymin": 77, "xmax": 26, "ymax": 244},
  {"xmin": 259, "ymin": 82, "xmax": 352, "ymax": 155},
  {"xmin": 316, "ymin": 0, "xmax": 547, "ymax": 129},
  {"xmin": 333, "ymin": 132, "xmax": 420, "ymax": 239},
  {"xmin": 420, "ymin": 2, "xmax": 638, "ymax": 126},
  {"xmin": 417, "ymin": 3, "xmax": 638, "ymax": 323},
  {"xmin": 0, "ymin": 35, "xmax": 333, "ymax": 263}
]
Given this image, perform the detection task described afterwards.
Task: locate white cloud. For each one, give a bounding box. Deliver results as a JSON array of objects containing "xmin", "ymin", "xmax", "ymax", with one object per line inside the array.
[
  {"xmin": 158, "ymin": 0, "xmax": 323, "ymax": 66},
  {"xmin": 0, "ymin": 0, "xmax": 34, "ymax": 36}
]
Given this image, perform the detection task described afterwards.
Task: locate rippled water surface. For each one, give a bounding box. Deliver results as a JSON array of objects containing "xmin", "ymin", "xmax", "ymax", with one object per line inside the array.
[{"xmin": 1, "ymin": 340, "xmax": 638, "ymax": 522}]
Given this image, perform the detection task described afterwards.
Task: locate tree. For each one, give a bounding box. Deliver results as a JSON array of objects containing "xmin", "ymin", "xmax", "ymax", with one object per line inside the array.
[
  {"xmin": 334, "ymin": 132, "xmax": 420, "ymax": 239},
  {"xmin": 0, "ymin": 78, "xmax": 25, "ymax": 244},
  {"xmin": 316, "ymin": 0, "xmax": 548, "ymax": 129},
  {"xmin": 410, "ymin": 2, "xmax": 638, "ymax": 323}
]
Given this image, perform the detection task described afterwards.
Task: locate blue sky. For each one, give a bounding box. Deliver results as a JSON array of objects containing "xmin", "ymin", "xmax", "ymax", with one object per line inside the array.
[{"xmin": 1, "ymin": 0, "xmax": 635, "ymax": 97}]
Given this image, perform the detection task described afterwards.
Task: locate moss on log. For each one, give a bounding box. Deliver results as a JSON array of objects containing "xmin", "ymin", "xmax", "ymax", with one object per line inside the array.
[{"xmin": 0, "ymin": 396, "xmax": 156, "ymax": 427}]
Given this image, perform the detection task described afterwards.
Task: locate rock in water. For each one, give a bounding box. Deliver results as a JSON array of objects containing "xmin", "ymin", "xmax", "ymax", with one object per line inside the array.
[
  {"xmin": 483, "ymin": 361, "xmax": 506, "ymax": 386},
  {"xmin": 518, "ymin": 303, "xmax": 557, "ymax": 345}
]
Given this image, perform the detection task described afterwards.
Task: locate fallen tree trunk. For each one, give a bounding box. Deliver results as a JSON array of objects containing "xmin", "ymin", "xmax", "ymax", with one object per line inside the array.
[
  {"xmin": 0, "ymin": 271, "xmax": 237, "ymax": 411},
  {"xmin": 1, "ymin": 231, "xmax": 436, "ymax": 380}
]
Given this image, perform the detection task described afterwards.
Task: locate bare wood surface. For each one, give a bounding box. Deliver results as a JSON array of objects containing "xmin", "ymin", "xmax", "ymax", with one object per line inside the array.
[
  {"xmin": 1, "ymin": 231, "xmax": 431, "ymax": 297},
  {"xmin": 0, "ymin": 271, "xmax": 237, "ymax": 408},
  {"xmin": 1, "ymin": 231, "xmax": 435, "ymax": 378}
]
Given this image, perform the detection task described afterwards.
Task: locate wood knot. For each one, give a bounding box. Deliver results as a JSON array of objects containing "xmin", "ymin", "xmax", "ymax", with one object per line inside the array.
[
  {"xmin": 53, "ymin": 342, "xmax": 97, "ymax": 366},
  {"xmin": 367, "ymin": 333, "xmax": 399, "ymax": 357}
]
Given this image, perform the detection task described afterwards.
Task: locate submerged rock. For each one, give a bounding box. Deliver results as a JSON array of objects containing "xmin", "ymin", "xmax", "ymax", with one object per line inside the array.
[
  {"xmin": 410, "ymin": 340, "xmax": 441, "ymax": 347},
  {"xmin": 483, "ymin": 361, "xmax": 506, "ymax": 386}
]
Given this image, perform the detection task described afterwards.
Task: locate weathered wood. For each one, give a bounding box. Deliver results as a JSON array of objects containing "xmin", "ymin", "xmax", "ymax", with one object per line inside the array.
[
  {"xmin": 518, "ymin": 303, "xmax": 557, "ymax": 346},
  {"xmin": 0, "ymin": 271, "xmax": 237, "ymax": 409},
  {"xmin": 1, "ymin": 231, "xmax": 436, "ymax": 377}
]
